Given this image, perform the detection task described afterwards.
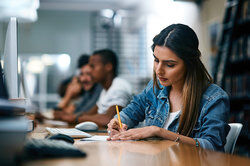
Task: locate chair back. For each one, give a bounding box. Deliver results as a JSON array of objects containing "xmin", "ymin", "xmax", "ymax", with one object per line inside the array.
[{"xmin": 224, "ymin": 123, "xmax": 243, "ymax": 154}]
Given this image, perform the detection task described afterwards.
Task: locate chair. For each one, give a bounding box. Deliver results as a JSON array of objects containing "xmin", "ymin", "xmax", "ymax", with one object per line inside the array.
[{"xmin": 224, "ymin": 123, "xmax": 243, "ymax": 154}]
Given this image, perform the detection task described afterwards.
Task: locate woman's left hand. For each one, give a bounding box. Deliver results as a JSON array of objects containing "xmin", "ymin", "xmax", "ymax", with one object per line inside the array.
[{"xmin": 110, "ymin": 126, "xmax": 160, "ymax": 141}]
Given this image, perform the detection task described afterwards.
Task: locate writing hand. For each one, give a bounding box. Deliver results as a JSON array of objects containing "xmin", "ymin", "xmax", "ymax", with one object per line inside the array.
[
  {"xmin": 107, "ymin": 118, "xmax": 127, "ymax": 140},
  {"xmin": 110, "ymin": 126, "xmax": 159, "ymax": 141}
]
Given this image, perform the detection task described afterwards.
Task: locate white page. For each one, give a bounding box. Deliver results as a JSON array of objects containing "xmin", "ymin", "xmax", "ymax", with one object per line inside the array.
[{"xmin": 80, "ymin": 135, "xmax": 109, "ymax": 141}]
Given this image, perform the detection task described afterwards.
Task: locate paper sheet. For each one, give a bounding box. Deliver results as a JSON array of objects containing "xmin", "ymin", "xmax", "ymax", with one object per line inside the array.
[
  {"xmin": 80, "ymin": 135, "xmax": 109, "ymax": 141},
  {"xmin": 43, "ymin": 119, "xmax": 68, "ymax": 126}
]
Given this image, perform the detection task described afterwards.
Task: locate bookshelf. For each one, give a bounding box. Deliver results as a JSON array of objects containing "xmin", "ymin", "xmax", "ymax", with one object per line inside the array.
[{"xmin": 214, "ymin": 0, "xmax": 250, "ymax": 156}]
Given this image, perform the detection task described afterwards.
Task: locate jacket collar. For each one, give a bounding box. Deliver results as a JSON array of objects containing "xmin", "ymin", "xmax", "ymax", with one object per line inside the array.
[{"xmin": 157, "ymin": 85, "xmax": 171, "ymax": 99}]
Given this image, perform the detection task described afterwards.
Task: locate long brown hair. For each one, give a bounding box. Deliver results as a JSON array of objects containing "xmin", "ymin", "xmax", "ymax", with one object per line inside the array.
[{"xmin": 152, "ymin": 24, "xmax": 213, "ymax": 136}]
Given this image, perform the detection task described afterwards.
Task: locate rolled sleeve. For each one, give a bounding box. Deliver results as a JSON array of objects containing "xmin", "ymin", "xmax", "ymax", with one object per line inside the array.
[
  {"xmin": 197, "ymin": 91, "xmax": 230, "ymax": 151},
  {"xmin": 196, "ymin": 138, "xmax": 215, "ymax": 150},
  {"xmin": 113, "ymin": 81, "xmax": 154, "ymax": 128},
  {"xmin": 114, "ymin": 111, "xmax": 137, "ymax": 128}
]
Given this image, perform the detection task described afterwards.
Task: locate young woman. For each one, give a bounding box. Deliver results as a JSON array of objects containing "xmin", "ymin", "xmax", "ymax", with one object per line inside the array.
[{"xmin": 107, "ymin": 24, "xmax": 230, "ymax": 152}]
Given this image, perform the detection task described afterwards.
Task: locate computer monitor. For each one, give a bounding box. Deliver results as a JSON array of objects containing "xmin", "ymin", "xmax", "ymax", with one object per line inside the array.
[{"xmin": 3, "ymin": 17, "xmax": 19, "ymax": 99}]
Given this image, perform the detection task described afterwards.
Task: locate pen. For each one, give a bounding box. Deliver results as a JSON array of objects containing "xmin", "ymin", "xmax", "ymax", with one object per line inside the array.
[{"xmin": 116, "ymin": 105, "xmax": 123, "ymax": 129}]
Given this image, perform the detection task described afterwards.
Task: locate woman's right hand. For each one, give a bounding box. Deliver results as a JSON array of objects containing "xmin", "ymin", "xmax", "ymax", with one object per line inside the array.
[{"xmin": 107, "ymin": 118, "xmax": 127, "ymax": 140}]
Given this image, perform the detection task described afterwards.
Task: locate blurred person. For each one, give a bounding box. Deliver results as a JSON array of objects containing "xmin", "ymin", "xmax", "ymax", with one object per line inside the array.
[
  {"xmin": 61, "ymin": 49, "xmax": 133, "ymax": 127},
  {"xmin": 54, "ymin": 54, "xmax": 102, "ymax": 120},
  {"xmin": 55, "ymin": 76, "xmax": 82, "ymax": 114},
  {"xmin": 57, "ymin": 76, "xmax": 74, "ymax": 99},
  {"xmin": 107, "ymin": 24, "xmax": 230, "ymax": 152}
]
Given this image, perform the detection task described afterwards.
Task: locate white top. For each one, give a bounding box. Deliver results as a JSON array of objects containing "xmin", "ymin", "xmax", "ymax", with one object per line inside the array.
[
  {"xmin": 163, "ymin": 111, "xmax": 180, "ymax": 130},
  {"xmin": 96, "ymin": 77, "xmax": 132, "ymax": 114}
]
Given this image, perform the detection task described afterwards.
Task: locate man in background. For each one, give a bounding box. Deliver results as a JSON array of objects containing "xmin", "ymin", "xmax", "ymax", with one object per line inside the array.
[
  {"xmin": 62, "ymin": 49, "xmax": 133, "ymax": 127},
  {"xmin": 54, "ymin": 54, "xmax": 102, "ymax": 120}
]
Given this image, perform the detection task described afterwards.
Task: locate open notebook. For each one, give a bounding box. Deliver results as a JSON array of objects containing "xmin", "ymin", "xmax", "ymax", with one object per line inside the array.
[{"xmin": 46, "ymin": 127, "xmax": 92, "ymax": 138}]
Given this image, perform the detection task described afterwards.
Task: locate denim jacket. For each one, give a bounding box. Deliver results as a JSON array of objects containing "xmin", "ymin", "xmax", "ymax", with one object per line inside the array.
[{"xmin": 118, "ymin": 80, "xmax": 230, "ymax": 151}]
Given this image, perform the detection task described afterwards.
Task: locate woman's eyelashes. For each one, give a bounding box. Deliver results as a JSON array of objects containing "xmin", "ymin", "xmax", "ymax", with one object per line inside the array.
[
  {"xmin": 154, "ymin": 57, "xmax": 159, "ymax": 63},
  {"xmin": 153, "ymin": 55, "xmax": 159, "ymax": 63},
  {"xmin": 154, "ymin": 59, "xmax": 175, "ymax": 68},
  {"xmin": 153, "ymin": 55, "xmax": 176, "ymax": 68},
  {"xmin": 166, "ymin": 64, "xmax": 175, "ymax": 67}
]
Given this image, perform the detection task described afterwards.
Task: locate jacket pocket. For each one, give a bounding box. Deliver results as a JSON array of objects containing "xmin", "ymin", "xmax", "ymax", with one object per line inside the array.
[{"xmin": 145, "ymin": 104, "xmax": 156, "ymax": 125}]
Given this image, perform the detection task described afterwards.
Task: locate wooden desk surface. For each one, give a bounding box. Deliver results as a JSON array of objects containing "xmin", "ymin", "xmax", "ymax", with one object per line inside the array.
[{"xmin": 23, "ymin": 124, "xmax": 250, "ymax": 166}]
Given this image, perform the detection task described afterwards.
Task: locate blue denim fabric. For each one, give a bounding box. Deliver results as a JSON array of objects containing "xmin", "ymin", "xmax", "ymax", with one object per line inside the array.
[{"xmin": 117, "ymin": 80, "xmax": 230, "ymax": 152}]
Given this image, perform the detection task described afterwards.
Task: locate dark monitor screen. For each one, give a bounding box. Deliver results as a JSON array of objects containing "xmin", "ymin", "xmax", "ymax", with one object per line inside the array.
[
  {"xmin": 0, "ymin": 62, "xmax": 26, "ymax": 116},
  {"xmin": 0, "ymin": 62, "xmax": 9, "ymax": 99}
]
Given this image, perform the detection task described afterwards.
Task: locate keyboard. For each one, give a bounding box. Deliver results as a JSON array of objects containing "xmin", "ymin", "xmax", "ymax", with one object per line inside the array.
[
  {"xmin": 20, "ymin": 138, "xmax": 86, "ymax": 160},
  {"xmin": 46, "ymin": 127, "xmax": 92, "ymax": 138}
]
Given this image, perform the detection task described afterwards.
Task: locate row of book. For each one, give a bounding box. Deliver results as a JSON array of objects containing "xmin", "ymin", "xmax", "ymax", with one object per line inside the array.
[
  {"xmin": 228, "ymin": 0, "xmax": 249, "ymax": 22},
  {"xmin": 230, "ymin": 35, "xmax": 250, "ymax": 62},
  {"xmin": 242, "ymin": 0, "xmax": 250, "ymax": 19},
  {"xmin": 225, "ymin": 74, "xmax": 250, "ymax": 97}
]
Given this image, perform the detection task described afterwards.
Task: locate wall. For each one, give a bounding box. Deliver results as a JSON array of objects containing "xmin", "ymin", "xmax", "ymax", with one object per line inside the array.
[
  {"xmin": 200, "ymin": 0, "xmax": 227, "ymax": 74},
  {"xmin": 18, "ymin": 10, "xmax": 92, "ymax": 72}
]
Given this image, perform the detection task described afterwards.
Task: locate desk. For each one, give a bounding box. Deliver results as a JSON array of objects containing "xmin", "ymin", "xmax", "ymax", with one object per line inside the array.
[{"xmin": 23, "ymin": 124, "xmax": 250, "ymax": 166}]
